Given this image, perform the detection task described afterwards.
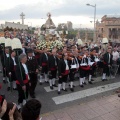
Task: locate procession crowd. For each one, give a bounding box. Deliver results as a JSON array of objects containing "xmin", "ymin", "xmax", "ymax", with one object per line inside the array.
[{"xmin": 0, "ymin": 31, "xmax": 120, "ymax": 120}]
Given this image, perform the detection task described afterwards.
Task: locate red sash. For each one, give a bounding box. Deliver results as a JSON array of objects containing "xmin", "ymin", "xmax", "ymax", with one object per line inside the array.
[
  {"xmin": 62, "ymin": 70, "xmax": 69, "ymax": 75},
  {"xmin": 42, "ymin": 62, "xmax": 47, "ymax": 66},
  {"xmin": 103, "ymin": 61, "xmax": 107, "ymax": 65},
  {"xmin": 35, "ymin": 55, "xmax": 40, "ymax": 59},
  {"xmin": 14, "ymin": 65, "xmax": 16, "ymax": 71},
  {"xmin": 92, "ymin": 62, "xmax": 96, "ymax": 66},
  {"xmin": 16, "ymin": 74, "xmax": 29, "ymax": 85},
  {"xmin": 80, "ymin": 66, "xmax": 90, "ymax": 71},
  {"xmin": 50, "ymin": 66, "xmax": 57, "ymax": 71},
  {"xmin": 0, "ymin": 96, "xmax": 3, "ymax": 103}
]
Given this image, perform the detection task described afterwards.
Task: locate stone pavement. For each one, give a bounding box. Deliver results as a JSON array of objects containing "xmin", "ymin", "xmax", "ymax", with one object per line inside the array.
[{"xmin": 41, "ymin": 94, "xmax": 120, "ymax": 120}]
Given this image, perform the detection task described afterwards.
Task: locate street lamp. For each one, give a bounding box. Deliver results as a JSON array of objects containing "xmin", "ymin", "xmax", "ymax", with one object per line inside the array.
[
  {"xmin": 86, "ymin": 3, "xmax": 96, "ymax": 41},
  {"xmin": 28, "ymin": 22, "xmax": 32, "ymax": 34}
]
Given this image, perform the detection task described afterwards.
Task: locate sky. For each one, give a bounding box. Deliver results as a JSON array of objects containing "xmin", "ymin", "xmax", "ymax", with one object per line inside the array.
[{"xmin": 0, "ymin": 0, "xmax": 120, "ymax": 28}]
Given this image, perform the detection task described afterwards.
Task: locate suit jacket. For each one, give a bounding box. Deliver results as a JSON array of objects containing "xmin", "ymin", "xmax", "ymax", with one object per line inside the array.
[
  {"xmin": 80, "ymin": 57, "xmax": 88, "ymax": 64},
  {"xmin": 58, "ymin": 59, "xmax": 69, "ymax": 76},
  {"xmin": 91, "ymin": 55, "xmax": 95, "ymax": 62},
  {"xmin": 15, "ymin": 63, "xmax": 28, "ymax": 86},
  {"xmin": 26, "ymin": 56, "xmax": 38, "ymax": 73},
  {"xmin": 39, "ymin": 53, "xmax": 48, "ymax": 66},
  {"xmin": 1, "ymin": 52, "xmax": 8, "ymax": 67},
  {"xmin": 68, "ymin": 56, "xmax": 79, "ymax": 72},
  {"xmin": 6, "ymin": 56, "xmax": 18, "ymax": 73},
  {"xmin": 103, "ymin": 52, "xmax": 113, "ymax": 65},
  {"xmin": 48, "ymin": 55, "xmax": 58, "ymax": 70}
]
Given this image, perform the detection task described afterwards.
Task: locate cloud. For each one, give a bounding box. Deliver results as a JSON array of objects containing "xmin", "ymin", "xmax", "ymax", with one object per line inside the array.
[{"xmin": 0, "ymin": 0, "xmax": 120, "ymax": 28}]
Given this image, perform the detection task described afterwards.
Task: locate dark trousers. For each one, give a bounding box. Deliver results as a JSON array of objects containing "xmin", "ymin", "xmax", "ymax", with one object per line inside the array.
[
  {"xmin": 58, "ymin": 75, "xmax": 68, "ymax": 84},
  {"xmin": 2, "ymin": 67, "xmax": 6, "ymax": 77},
  {"xmin": 79, "ymin": 69, "xmax": 87, "ymax": 78},
  {"xmin": 69, "ymin": 71, "xmax": 75, "ymax": 82},
  {"xmin": 17, "ymin": 83, "xmax": 29, "ymax": 104},
  {"xmin": 29, "ymin": 73, "xmax": 37, "ymax": 96},
  {"xmin": 8, "ymin": 71, "xmax": 16, "ymax": 82},
  {"xmin": 41, "ymin": 66, "xmax": 48, "ymax": 75},
  {"xmin": 103, "ymin": 65, "xmax": 110, "ymax": 76},
  {"xmin": 51, "ymin": 70, "xmax": 57, "ymax": 79}
]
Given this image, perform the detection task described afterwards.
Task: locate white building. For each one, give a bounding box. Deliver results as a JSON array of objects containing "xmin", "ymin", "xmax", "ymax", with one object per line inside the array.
[{"xmin": 4, "ymin": 22, "xmax": 28, "ymax": 30}]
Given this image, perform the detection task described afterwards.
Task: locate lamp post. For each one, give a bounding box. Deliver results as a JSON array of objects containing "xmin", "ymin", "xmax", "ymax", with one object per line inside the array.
[
  {"xmin": 86, "ymin": 3, "xmax": 96, "ymax": 41},
  {"xmin": 28, "ymin": 22, "xmax": 32, "ymax": 34}
]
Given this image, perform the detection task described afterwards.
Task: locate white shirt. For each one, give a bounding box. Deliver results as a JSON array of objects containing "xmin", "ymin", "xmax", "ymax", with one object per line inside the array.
[
  {"xmin": 32, "ymin": 52, "xmax": 35, "ymax": 56},
  {"xmin": 28, "ymin": 57, "xmax": 32, "ymax": 60},
  {"xmin": 45, "ymin": 53, "xmax": 48, "ymax": 60},
  {"xmin": 64, "ymin": 60, "xmax": 69, "ymax": 70},
  {"xmin": 75, "ymin": 57, "xmax": 79, "ymax": 68},
  {"xmin": 22, "ymin": 63, "xmax": 28, "ymax": 74},
  {"xmin": 12, "ymin": 57, "xmax": 16, "ymax": 65},
  {"xmin": 6, "ymin": 54, "xmax": 9, "ymax": 57},
  {"xmin": 54, "ymin": 56, "xmax": 57, "ymax": 66},
  {"xmin": 112, "ymin": 51, "xmax": 119, "ymax": 61},
  {"xmin": 22, "ymin": 48, "xmax": 26, "ymax": 54}
]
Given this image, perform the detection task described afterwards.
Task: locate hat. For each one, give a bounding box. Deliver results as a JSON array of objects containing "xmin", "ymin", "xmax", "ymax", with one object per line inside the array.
[{"xmin": 27, "ymin": 49, "xmax": 33, "ymax": 53}]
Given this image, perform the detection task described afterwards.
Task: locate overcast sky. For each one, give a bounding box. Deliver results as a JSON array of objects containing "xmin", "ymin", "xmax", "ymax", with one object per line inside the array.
[{"xmin": 0, "ymin": 0, "xmax": 119, "ymax": 28}]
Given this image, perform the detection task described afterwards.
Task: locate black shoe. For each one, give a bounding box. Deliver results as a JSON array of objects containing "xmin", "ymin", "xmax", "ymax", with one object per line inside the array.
[
  {"xmin": 3, "ymin": 80, "xmax": 6, "ymax": 84},
  {"xmin": 50, "ymin": 86, "xmax": 53, "ymax": 90},
  {"xmin": 70, "ymin": 88, "xmax": 74, "ymax": 92},
  {"xmin": 83, "ymin": 82, "xmax": 87, "ymax": 85},
  {"xmin": 31, "ymin": 95, "xmax": 36, "ymax": 98},
  {"xmin": 13, "ymin": 88, "xmax": 18, "ymax": 90},
  {"xmin": 7, "ymin": 87, "xmax": 10, "ymax": 91},
  {"xmin": 80, "ymin": 85, "xmax": 84, "ymax": 88},
  {"xmin": 18, "ymin": 108, "xmax": 22, "ymax": 113},
  {"xmin": 118, "ymin": 93, "xmax": 120, "ymax": 97},
  {"xmin": 39, "ymin": 82, "xmax": 42, "ymax": 85},
  {"xmin": 102, "ymin": 79, "xmax": 104, "ymax": 81},
  {"xmin": 62, "ymin": 89, "xmax": 67, "ymax": 92},
  {"xmin": 91, "ymin": 79, "xmax": 94, "ymax": 81},
  {"xmin": 73, "ymin": 85, "xmax": 75, "ymax": 87},
  {"xmin": 45, "ymin": 81, "xmax": 49, "ymax": 83},
  {"xmin": 69, "ymin": 84, "xmax": 75, "ymax": 87},
  {"xmin": 53, "ymin": 84, "xmax": 58, "ymax": 87},
  {"xmin": 88, "ymin": 81, "xmax": 93, "ymax": 84},
  {"xmin": 58, "ymin": 91, "xmax": 61, "ymax": 95}
]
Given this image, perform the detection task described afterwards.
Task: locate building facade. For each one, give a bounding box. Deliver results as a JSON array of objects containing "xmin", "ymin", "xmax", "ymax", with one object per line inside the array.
[
  {"xmin": 96, "ymin": 15, "xmax": 120, "ymax": 42},
  {"xmin": 4, "ymin": 22, "xmax": 28, "ymax": 30},
  {"xmin": 67, "ymin": 21, "xmax": 73, "ymax": 30}
]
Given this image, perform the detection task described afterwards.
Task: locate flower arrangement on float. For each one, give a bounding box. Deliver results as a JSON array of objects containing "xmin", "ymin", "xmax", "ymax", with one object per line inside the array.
[{"xmin": 36, "ymin": 40, "xmax": 63, "ymax": 50}]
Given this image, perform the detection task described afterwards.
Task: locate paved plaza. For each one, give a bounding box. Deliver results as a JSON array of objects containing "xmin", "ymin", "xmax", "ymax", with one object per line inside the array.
[
  {"xmin": 0, "ymin": 70, "xmax": 120, "ymax": 120},
  {"xmin": 41, "ymin": 94, "xmax": 120, "ymax": 120}
]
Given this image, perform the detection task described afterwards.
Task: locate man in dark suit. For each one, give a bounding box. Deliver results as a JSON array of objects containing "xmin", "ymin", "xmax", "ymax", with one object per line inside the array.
[
  {"xmin": 68, "ymin": 50, "xmax": 79, "ymax": 91},
  {"xmin": 1, "ymin": 47, "xmax": 9, "ymax": 84},
  {"xmin": 58, "ymin": 53, "xmax": 69, "ymax": 94},
  {"xmin": 48, "ymin": 49, "xmax": 58, "ymax": 90},
  {"xmin": 26, "ymin": 49, "xmax": 38, "ymax": 98},
  {"xmin": 39, "ymin": 48, "xmax": 49, "ymax": 84},
  {"xmin": 6, "ymin": 50, "xmax": 18, "ymax": 91},
  {"xmin": 15, "ymin": 53, "xmax": 30, "ymax": 110},
  {"xmin": 102, "ymin": 47, "xmax": 113, "ymax": 81}
]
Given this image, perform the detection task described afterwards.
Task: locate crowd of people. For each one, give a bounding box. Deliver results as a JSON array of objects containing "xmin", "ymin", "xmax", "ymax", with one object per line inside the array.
[{"xmin": 0, "ymin": 31, "xmax": 120, "ymax": 120}]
